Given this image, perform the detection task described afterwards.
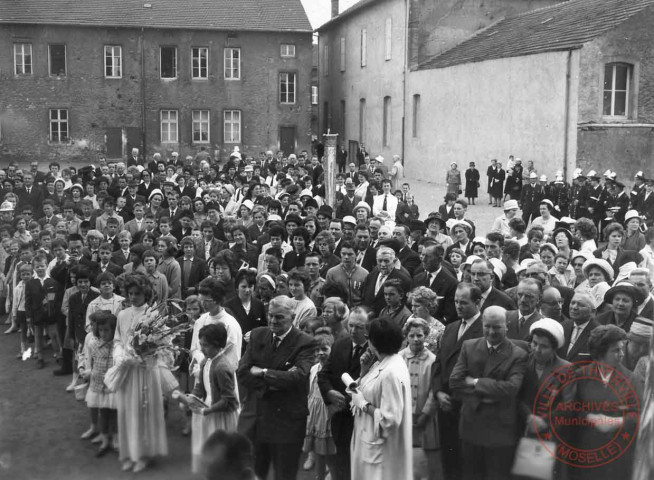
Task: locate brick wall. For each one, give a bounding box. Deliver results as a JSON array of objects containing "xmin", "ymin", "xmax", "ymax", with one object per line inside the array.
[{"xmin": 0, "ymin": 24, "xmax": 312, "ymax": 165}]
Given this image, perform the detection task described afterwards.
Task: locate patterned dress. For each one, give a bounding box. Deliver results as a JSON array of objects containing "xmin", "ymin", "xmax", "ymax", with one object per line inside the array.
[
  {"xmin": 84, "ymin": 335, "xmax": 116, "ymax": 408},
  {"xmin": 303, "ymin": 363, "xmax": 336, "ymax": 455}
]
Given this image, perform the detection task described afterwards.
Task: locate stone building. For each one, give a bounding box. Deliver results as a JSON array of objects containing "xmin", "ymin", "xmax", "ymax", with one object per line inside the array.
[
  {"xmin": 408, "ymin": 0, "xmax": 654, "ymax": 182},
  {"xmin": 316, "ymin": 0, "xmax": 562, "ymax": 164},
  {"xmin": 0, "ymin": 0, "xmax": 313, "ymax": 163}
]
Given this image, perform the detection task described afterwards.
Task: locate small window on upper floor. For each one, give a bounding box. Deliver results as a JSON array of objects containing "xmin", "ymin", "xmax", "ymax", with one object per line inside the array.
[
  {"xmin": 192, "ymin": 47, "xmax": 209, "ymax": 79},
  {"xmin": 224, "ymin": 48, "xmax": 241, "ymax": 80},
  {"xmin": 281, "ymin": 44, "xmax": 296, "ymax": 58},
  {"xmin": 160, "ymin": 47, "xmax": 177, "ymax": 79},
  {"xmin": 105, "ymin": 45, "xmax": 122, "ymax": 78},
  {"xmin": 49, "ymin": 44, "xmax": 66, "ymax": 76},
  {"xmin": 14, "ymin": 43, "xmax": 32, "ymax": 76},
  {"xmin": 603, "ymin": 62, "xmax": 633, "ymax": 118}
]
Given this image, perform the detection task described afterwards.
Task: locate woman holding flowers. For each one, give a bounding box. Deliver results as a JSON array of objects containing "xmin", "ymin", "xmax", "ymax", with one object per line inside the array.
[{"xmin": 112, "ymin": 273, "xmax": 176, "ymax": 473}]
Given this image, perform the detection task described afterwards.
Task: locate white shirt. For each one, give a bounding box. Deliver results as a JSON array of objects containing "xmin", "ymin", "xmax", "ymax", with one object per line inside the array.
[
  {"xmin": 372, "ymin": 193, "xmax": 398, "ymax": 219},
  {"xmin": 190, "ymin": 309, "xmax": 243, "ymax": 375}
]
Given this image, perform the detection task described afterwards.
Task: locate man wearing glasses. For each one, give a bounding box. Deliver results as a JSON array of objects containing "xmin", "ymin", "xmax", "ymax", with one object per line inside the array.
[{"xmin": 470, "ymin": 259, "xmax": 516, "ymax": 313}]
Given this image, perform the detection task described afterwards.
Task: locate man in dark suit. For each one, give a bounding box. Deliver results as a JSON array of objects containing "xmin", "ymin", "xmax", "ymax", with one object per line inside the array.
[
  {"xmin": 16, "ymin": 171, "xmax": 45, "ymax": 217},
  {"xmin": 520, "ymin": 172, "xmax": 543, "ymax": 224},
  {"xmin": 506, "ymin": 278, "xmax": 544, "ymax": 340},
  {"xmin": 412, "ymin": 244, "xmax": 458, "ymax": 323},
  {"xmin": 450, "ymin": 305, "xmax": 528, "ymax": 480},
  {"xmin": 237, "ymin": 296, "xmax": 316, "ymax": 480},
  {"xmin": 525, "ymin": 262, "xmax": 574, "ymax": 318},
  {"xmin": 318, "ymin": 309, "xmax": 370, "ymax": 480},
  {"xmin": 392, "ymin": 224, "xmax": 421, "ymax": 276},
  {"xmin": 126, "ymin": 147, "xmax": 141, "ymax": 168},
  {"xmin": 557, "ymin": 293, "xmax": 599, "ymax": 363},
  {"xmin": 195, "ymin": 221, "xmax": 225, "ymax": 262},
  {"xmin": 361, "ymin": 247, "xmax": 411, "ymax": 316},
  {"xmin": 433, "ymin": 283, "xmax": 484, "ymax": 480},
  {"xmin": 354, "ymin": 224, "xmax": 377, "ymax": 272},
  {"xmin": 179, "ymin": 237, "xmax": 210, "ymax": 296},
  {"xmin": 639, "ymin": 179, "xmax": 654, "ymax": 222},
  {"xmin": 470, "ymin": 258, "xmax": 516, "ymax": 312},
  {"xmin": 335, "ymin": 180, "xmax": 361, "ymax": 219},
  {"xmin": 172, "ymin": 212, "xmax": 194, "ymax": 243},
  {"xmin": 124, "ymin": 180, "xmax": 147, "ymax": 214}
]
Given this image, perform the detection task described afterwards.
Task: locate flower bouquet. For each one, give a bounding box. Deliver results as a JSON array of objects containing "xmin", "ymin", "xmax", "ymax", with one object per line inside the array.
[{"xmin": 104, "ymin": 299, "xmax": 191, "ymax": 392}]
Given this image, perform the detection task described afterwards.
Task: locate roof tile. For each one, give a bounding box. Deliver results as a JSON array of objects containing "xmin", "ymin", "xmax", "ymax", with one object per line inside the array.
[
  {"xmin": 417, "ymin": 0, "xmax": 654, "ymax": 70},
  {"xmin": 0, "ymin": 0, "xmax": 312, "ymax": 33}
]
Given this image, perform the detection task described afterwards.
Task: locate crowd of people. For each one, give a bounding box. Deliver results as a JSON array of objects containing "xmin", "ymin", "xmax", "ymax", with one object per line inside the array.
[{"xmin": 0, "ymin": 148, "xmax": 652, "ymax": 480}]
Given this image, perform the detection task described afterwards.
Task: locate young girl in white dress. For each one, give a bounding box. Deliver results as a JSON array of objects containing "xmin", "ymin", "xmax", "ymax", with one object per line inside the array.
[
  {"xmin": 187, "ymin": 323, "xmax": 239, "ymax": 473},
  {"xmin": 112, "ymin": 273, "xmax": 177, "ymax": 473}
]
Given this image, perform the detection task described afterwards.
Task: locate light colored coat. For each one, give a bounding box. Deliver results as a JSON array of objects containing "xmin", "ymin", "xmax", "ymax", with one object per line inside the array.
[{"xmin": 351, "ymin": 354, "xmax": 413, "ymax": 480}]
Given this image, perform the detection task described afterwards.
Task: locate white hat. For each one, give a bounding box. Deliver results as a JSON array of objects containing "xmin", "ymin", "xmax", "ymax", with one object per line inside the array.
[
  {"xmin": 375, "ymin": 155, "xmax": 384, "ymax": 163},
  {"xmin": 582, "ymin": 258, "xmax": 614, "ymax": 282},
  {"xmin": 489, "ymin": 258, "xmax": 507, "ymax": 280},
  {"xmin": 288, "ymin": 154, "xmax": 297, "ymax": 160},
  {"xmin": 300, "ymin": 189, "xmax": 313, "ymax": 198},
  {"xmin": 603, "ymin": 169, "xmax": 613, "ymax": 177},
  {"xmin": 529, "ymin": 172, "xmax": 538, "ymax": 179},
  {"xmin": 148, "ymin": 189, "xmax": 163, "ymax": 201},
  {"xmin": 539, "ymin": 174, "xmax": 547, "ymax": 182},
  {"xmin": 587, "ymin": 170, "xmax": 598, "ymax": 178},
  {"xmin": 530, "ymin": 318, "xmax": 565, "ymax": 349},
  {"xmin": 463, "ymin": 255, "xmax": 482, "ymax": 266},
  {"xmin": 354, "ymin": 201, "xmax": 371, "ymax": 214},
  {"xmin": 243, "ymin": 165, "xmax": 254, "ymax": 172},
  {"xmin": 572, "ymin": 168, "xmax": 583, "ymax": 179},
  {"xmin": 624, "ymin": 210, "xmax": 642, "ymax": 224},
  {"xmin": 449, "ymin": 219, "xmax": 473, "ymax": 233},
  {"xmin": 241, "ymin": 199, "xmax": 254, "ymax": 211},
  {"xmin": 266, "ymin": 214, "xmax": 283, "ymax": 223},
  {"xmin": 0, "ymin": 201, "xmax": 14, "ymax": 212},
  {"xmin": 503, "ymin": 199, "xmax": 519, "ymax": 211},
  {"xmin": 343, "ymin": 216, "xmax": 356, "ymax": 226},
  {"xmin": 172, "ymin": 151, "xmax": 179, "ymax": 156},
  {"xmin": 629, "ymin": 316, "xmax": 653, "ymax": 340},
  {"xmin": 635, "ymin": 171, "xmax": 644, "ymax": 179}
]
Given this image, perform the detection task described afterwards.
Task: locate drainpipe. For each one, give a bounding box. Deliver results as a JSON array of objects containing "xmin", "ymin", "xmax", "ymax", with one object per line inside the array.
[
  {"xmin": 562, "ymin": 50, "xmax": 573, "ymax": 181},
  {"xmin": 401, "ymin": 0, "xmax": 409, "ymax": 163},
  {"xmin": 140, "ymin": 28, "xmax": 147, "ymax": 158}
]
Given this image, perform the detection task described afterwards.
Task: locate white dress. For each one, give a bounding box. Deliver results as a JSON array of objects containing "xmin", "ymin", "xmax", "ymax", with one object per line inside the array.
[
  {"xmin": 189, "ymin": 309, "xmax": 243, "ymax": 375},
  {"xmin": 351, "ymin": 354, "xmax": 413, "ymax": 480},
  {"xmin": 113, "ymin": 304, "xmax": 176, "ymax": 463}
]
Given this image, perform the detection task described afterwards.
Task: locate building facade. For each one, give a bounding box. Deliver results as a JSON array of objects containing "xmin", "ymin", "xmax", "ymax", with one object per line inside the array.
[
  {"xmin": 0, "ymin": 0, "xmax": 313, "ymax": 163},
  {"xmin": 407, "ymin": 0, "xmax": 654, "ymax": 183}
]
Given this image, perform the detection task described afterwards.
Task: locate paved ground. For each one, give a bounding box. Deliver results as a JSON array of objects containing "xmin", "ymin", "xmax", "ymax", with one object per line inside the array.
[
  {"xmin": 407, "ymin": 177, "xmax": 498, "ymax": 235},
  {"xmin": 0, "ymin": 322, "xmax": 318, "ymax": 480}
]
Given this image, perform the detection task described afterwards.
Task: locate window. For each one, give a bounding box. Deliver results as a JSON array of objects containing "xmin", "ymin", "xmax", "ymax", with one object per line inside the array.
[
  {"xmin": 224, "ymin": 110, "xmax": 241, "ymax": 143},
  {"xmin": 323, "ymin": 44, "xmax": 329, "ymax": 76},
  {"xmin": 383, "ymin": 96, "xmax": 391, "ymax": 146},
  {"xmin": 49, "ymin": 44, "xmax": 66, "ymax": 76},
  {"xmin": 224, "ymin": 48, "xmax": 240, "ymax": 80},
  {"xmin": 340, "ymin": 37, "xmax": 346, "ymax": 72},
  {"xmin": 311, "ymin": 85, "xmax": 319, "ymax": 105},
  {"xmin": 280, "ymin": 44, "xmax": 296, "ymax": 57},
  {"xmin": 280, "ymin": 72, "xmax": 296, "ymax": 104},
  {"xmin": 412, "ymin": 94, "xmax": 420, "ymax": 137},
  {"xmin": 359, "ymin": 98, "xmax": 366, "ymax": 143},
  {"xmin": 14, "ymin": 43, "xmax": 32, "ymax": 75},
  {"xmin": 603, "ymin": 63, "xmax": 632, "ymax": 117},
  {"xmin": 192, "ymin": 110, "xmax": 210, "ymax": 143},
  {"xmin": 160, "ymin": 47, "xmax": 177, "ymax": 79},
  {"xmin": 104, "ymin": 45, "xmax": 122, "ymax": 78},
  {"xmin": 49, "ymin": 109, "xmax": 68, "ymax": 142},
  {"xmin": 192, "ymin": 47, "xmax": 209, "ymax": 79},
  {"xmin": 360, "ymin": 29, "xmax": 367, "ymax": 67},
  {"xmin": 160, "ymin": 110, "xmax": 178, "ymax": 142},
  {"xmin": 384, "ymin": 18, "xmax": 392, "ymax": 61}
]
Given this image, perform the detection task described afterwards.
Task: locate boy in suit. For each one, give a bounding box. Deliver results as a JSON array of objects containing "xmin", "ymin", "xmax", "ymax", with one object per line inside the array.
[{"xmin": 25, "ymin": 254, "xmax": 63, "ymax": 369}]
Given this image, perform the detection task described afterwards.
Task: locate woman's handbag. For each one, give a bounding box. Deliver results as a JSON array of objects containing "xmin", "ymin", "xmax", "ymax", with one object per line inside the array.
[{"xmin": 510, "ymin": 431, "xmax": 556, "ymax": 480}]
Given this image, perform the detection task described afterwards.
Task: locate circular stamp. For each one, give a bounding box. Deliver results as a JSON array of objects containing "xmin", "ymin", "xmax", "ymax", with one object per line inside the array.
[{"xmin": 531, "ymin": 360, "xmax": 640, "ymax": 469}]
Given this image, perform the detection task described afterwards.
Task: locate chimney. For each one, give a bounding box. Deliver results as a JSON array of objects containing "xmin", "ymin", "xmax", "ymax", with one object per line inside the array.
[{"xmin": 331, "ymin": 0, "xmax": 339, "ymax": 18}]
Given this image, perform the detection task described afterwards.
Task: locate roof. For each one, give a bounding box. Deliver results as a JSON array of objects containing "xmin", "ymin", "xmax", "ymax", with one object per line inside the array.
[
  {"xmin": 0, "ymin": 0, "xmax": 312, "ymax": 33},
  {"xmin": 317, "ymin": 0, "xmax": 383, "ymax": 32},
  {"xmin": 418, "ymin": 0, "xmax": 654, "ymax": 70}
]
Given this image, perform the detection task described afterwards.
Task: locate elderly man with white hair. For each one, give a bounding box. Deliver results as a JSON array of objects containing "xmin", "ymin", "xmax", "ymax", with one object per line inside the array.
[
  {"xmin": 237, "ymin": 295, "xmax": 317, "ymax": 480},
  {"xmin": 361, "ymin": 246, "xmax": 411, "ymax": 315}
]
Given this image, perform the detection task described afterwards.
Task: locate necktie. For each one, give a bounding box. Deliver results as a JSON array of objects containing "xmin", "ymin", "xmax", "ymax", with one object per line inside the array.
[
  {"xmin": 489, "ymin": 346, "xmax": 497, "ymax": 356},
  {"xmin": 382, "ymin": 194, "xmax": 388, "ymax": 211},
  {"xmin": 374, "ymin": 274, "xmax": 387, "ymax": 296},
  {"xmin": 352, "ymin": 344, "xmax": 363, "ymax": 361},
  {"xmin": 273, "ymin": 335, "xmax": 281, "ymax": 351},
  {"xmin": 457, "ymin": 320, "xmax": 467, "ymax": 341},
  {"xmin": 568, "ymin": 325, "xmax": 581, "ymax": 354},
  {"xmin": 81, "ymin": 294, "xmax": 86, "ymax": 304},
  {"xmin": 183, "ymin": 259, "xmax": 192, "ymax": 287},
  {"xmin": 27, "ymin": 188, "xmax": 31, "ymax": 194},
  {"xmin": 519, "ymin": 317, "xmax": 526, "ymax": 332}
]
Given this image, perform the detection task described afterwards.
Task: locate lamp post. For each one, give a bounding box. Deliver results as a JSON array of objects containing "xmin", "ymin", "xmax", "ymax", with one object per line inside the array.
[{"xmin": 323, "ymin": 132, "xmax": 338, "ymax": 210}]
